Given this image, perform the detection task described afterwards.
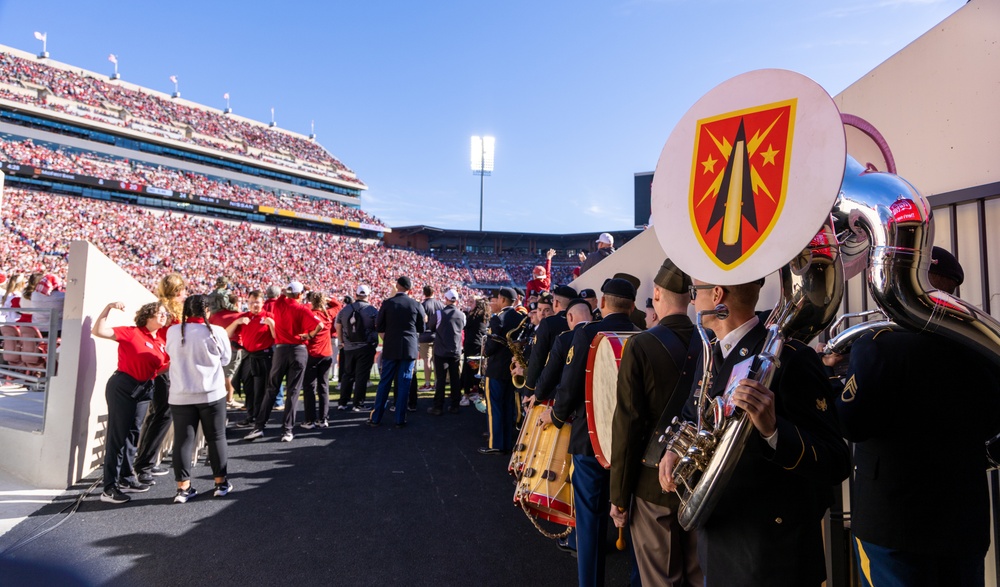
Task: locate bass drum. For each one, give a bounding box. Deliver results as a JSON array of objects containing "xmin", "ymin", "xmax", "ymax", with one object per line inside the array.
[
  {"xmin": 585, "ymin": 332, "xmax": 635, "ymax": 469},
  {"xmin": 513, "ymin": 415, "xmax": 575, "ymax": 527}
]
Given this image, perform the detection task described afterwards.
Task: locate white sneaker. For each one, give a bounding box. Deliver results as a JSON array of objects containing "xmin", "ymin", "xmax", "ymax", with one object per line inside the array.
[
  {"xmin": 243, "ymin": 429, "xmax": 264, "ymax": 440},
  {"xmin": 281, "ymin": 432, "xmax": 294, "ymax": 442},
  {"xmin": 300, "ymin": 422, "xmax": 315, "ymax": 430},
  {"xmin": 459, "ymin": 396, "xmax": 471, "ymax": 407}
]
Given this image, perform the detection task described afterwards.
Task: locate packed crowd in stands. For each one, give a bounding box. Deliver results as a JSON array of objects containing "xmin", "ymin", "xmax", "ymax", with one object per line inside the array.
[
  {"xmin": 1, "ymin": 188, "xmax": 472, "ymax": 304},
  {"xmin": 0, "ymin": 136, "xmax": 387, "ymax": 228},
  {"xmin": 0, "ymin": 50, "xmax": 362, "ymax": 185}
]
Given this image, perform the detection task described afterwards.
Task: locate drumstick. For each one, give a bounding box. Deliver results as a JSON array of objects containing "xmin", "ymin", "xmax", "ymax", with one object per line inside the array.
[{"xmin": 616, "ymin": 527, "xmax": 626, "ymax": 551}]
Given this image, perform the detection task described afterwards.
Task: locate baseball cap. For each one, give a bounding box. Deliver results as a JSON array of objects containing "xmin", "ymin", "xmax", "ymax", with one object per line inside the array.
[
  {"xmin": 356, "ymin": 284, "xmax": 371, "ymax": 296},
  {"xmin": 533, "ymin": 265, "xmax": 546, "ymax": 277},
  {"xmin": 444, "ymin": 288, "xmax": 459, "ymax": 301},
  {"xmin": 287, "ymin": 281, "xmax": 304, "ymax": 294},
  {"xmin": 596, "ymin": 232, "xmax": 614, "ymax": 245}
]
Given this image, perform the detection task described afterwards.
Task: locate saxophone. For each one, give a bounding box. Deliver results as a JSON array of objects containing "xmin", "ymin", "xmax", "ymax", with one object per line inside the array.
[{"xmin": 507, "ymin": 313, "xmax": 534, "ymax": 389}]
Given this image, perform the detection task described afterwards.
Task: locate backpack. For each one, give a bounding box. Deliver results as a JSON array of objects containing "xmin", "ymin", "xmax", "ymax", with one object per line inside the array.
[{"xmin": 345, "ymin": 302, "xmax": 370, "ymax": 344}]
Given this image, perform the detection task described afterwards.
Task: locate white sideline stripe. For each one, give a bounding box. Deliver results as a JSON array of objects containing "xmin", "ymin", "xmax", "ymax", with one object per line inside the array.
[
  {"xmin": 326, "ymin": 424, "xmax": 363, "ymax": 430},
  {"xmin": 0, "ymin": 489, "xmax": 64, "ymax": 497}
]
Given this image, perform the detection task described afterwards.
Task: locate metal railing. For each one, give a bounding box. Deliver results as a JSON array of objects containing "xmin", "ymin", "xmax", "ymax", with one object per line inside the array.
[{"xmin": 0, "ymin": 306, "xmax": 60, "ymax": 431}]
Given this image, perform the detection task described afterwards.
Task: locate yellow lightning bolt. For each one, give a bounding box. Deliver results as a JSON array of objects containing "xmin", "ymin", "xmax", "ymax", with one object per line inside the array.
[
  {"xmin": 746, "ymin": 112, "xmax": 784, "ymax": 156},
  {"xmin": 705, "ymin": 128, "xmax": 732, "ymax": 160},
  {"xmin": 750, "ymin": 166, "xmax": 775, "ymax": 202}
]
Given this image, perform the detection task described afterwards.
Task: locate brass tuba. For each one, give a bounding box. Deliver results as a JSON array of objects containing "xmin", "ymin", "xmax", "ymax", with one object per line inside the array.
[{"xmin": 825, "ymin": 155, "xmax": 1000, "ymax": 368}]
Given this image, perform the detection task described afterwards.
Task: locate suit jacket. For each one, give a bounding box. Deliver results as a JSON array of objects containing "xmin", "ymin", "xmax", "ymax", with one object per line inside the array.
[
  {"xmin": 483, "ymin": 306, "xmax": 521, "ymax": 381},
  {"xmin": 524, "ymin": 311, "xmax": 568, "ymax": 394},
  {"xmin": 837, "ymin": 328, "xmax": 1000, "ymax": 556},
  {"xmin": 610, "ymin": 313, "xmax": 695, "ymax": 509},
  {"xmin": 376, "ymin": 293, "xmax": 425, "ymax": 361},
  {"xmin": 682, "ymin": 319, "xmax": 850, "ymax": 587},
  {"xmin": 534, "ymin": 324, "xmax": 580, "ymax": 402},
  {"xmin": 552, "ymin": 312, "xmax": 639, "ymax": 455}
]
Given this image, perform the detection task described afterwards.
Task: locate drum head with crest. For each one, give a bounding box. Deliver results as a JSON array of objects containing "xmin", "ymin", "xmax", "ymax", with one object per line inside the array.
[
  {"xmin": 585, "ymin": 332, "xmax": 634, "ymax": 469},
  {"xmin": 651, "ymin": 69, "xmax": 846, "ymax": 285}
]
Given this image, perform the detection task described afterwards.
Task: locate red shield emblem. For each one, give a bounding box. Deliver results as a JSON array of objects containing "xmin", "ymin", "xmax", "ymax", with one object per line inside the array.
[{"xmin": 689, "ymin": 100, "xmax": 796, "ymax": 268}]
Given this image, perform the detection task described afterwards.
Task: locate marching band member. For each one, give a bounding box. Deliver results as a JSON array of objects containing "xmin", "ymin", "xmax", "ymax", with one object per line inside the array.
[{"xmin": 479, "ymin": 287, "xmax": 520, "ymax": 454}]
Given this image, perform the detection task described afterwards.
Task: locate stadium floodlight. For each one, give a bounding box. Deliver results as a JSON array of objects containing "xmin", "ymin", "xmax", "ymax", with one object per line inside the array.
[
  {"xmin": 33, "ymin": 31, "xmax": 48, "ymax": 59},
  {"xmin": 270, "ymin": 107, "xmax": 277, "ymax": 128},
  {"xmin": 170, "ymin": 75, "xmax": 180, "ymax": 98},
  {"xmin": 309, "ymin": 120, "xmax": 316, "ymax": 140},
  {"xmin": 471, "ymin": 135, "xmax": 495, "ymax": 232},
  {"xmin": 108, "ymin": 54, "xmax": 120, "ymax": 80},
  {"xmin": 223, "ymin": 92, "xmax": 232, "ymax": 114}
]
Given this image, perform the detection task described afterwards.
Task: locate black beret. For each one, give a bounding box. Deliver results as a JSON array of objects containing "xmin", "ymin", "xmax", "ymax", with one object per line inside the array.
[
  {"xmin": 645, "ymin": 297, "xmax": 653, "ymax": 309},
  {"xmin": 528, "ymin": 301, "xmax": 539, "ymax": 311},
  {"xmin": 579, "ymin": 288, "xmax": 597, "ymax": 299},
  {"xmin": 497, "ymin": 286, "xmax": 516, "ymax": 301},
  {"xmin": 653, "ymin": 258, "xmax": 691, "ymax": 294},
  {"xmin": 537, "ymin": 292, "xmax": 554, "ymax": 306},
  {"xmin": 552, "ymin": 285, "xmax": 579, "ymax": 299},
  {"xmin": 565, "ymin": 298, "xmax": 592, "ymax": 314},
  {"xmin": 930, "ymin": 246, "xmax": 964, "ymax": 286},
  {"xmin": 515, "ymin": 287, "xmax": 525, "ymax": 297},
  {"xmin": 601, "ymin": 277, "xmax": 636, "ymax": 301},
  {"xmin": 613, "ymin": 272, "xmax": 641, "ymax": 291},
  {"xmin": 396, "ymin": 276, "xmax": 412, "ymax": 290}
]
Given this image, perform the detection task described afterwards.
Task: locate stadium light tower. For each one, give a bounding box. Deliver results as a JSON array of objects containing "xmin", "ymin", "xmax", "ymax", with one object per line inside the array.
[
  {"xmin": 471, "ymin": 136, "xmax": 495, "ymax": 232},
  {"xmin": 108, "ymin": 54, "xmax": 120, "ymax": 80},
  {"xmin": 33, "ymin": 31, "xmax": 48, "ymax": 59}
]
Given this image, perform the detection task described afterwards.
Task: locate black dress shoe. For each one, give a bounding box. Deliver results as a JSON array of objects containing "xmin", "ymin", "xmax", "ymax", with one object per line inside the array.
[
  {"xmin": 366, "ymin": 421, "xmax": 380, "ymax": 428},
  {"xmin": 393, "ymin": 422, "xmax": 407, "ymax": 429},
  {"xmin": 478, "ymin": 447, "xmax": 502, "ymax": 455},
  {"xmin": 427, "ymin": 407, "xmax": 443, "ymax": 416},
  {"xmin": 447, "ymin": 406, "xmax": 460, "ymax": 414}
]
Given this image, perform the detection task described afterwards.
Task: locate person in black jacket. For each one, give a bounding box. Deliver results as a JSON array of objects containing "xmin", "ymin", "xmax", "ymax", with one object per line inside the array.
[
  {"xmin": 659, "ymin": 279, "xmax": 850, "ymax": 587},
  {"xmin": 369, "ymin": 276, "xmax": 424, "ymax": 428},
  {"xmin": 479, "ymin": 287, "xmax": 521, "ymax": 454},
  {"xmin": 429, "ymin": 289, "xmax": 466, "ymax": 415},
  {"xmin": 833, "ymin": 247, "xmax": 1000, "ymax": 587},
  {"xmin": 579, "ymin": 232, "xmax": 616, "ymax": 275},
  {"xmin": 460, "ymin": 297, "xmax": 489, "ymax": 405},
  {"xmin": 542, "ymin": 277, "xmax": 640, "ymax": 587},
  {"xmin": 523, "ymin": 285, "xmax": 577, "ymax": 402},
  {"xmin": 533, "ymin": 300, "xmax": 591, "ymax": 403}
]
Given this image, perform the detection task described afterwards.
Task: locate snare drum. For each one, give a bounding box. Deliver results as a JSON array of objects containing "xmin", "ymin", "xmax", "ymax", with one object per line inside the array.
[
  {"xmin": 509, "ymin": 403, "xmax": 548, "ymax": 479},
  {"xmin": 585, "ymin": 331, "xmax": 635, "ymax": 469},
  {"xmin": 513, "ymin": 418, "xmax": 575, "ymax": 527}
]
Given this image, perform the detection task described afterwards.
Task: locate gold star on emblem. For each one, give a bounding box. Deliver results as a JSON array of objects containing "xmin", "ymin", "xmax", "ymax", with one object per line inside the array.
[
  {"xmin": 701, "ymin": 154, "xmax": 718, "ymax": 174},
  {"xmin": 760, "ymin": 144, "xmax": 779, "ymax": 166}
]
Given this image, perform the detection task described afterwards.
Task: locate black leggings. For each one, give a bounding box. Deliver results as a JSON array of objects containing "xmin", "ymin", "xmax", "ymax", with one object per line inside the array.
[{"xmin": 170, "ymin": 398, "xmax": 228, "ymax": 483}]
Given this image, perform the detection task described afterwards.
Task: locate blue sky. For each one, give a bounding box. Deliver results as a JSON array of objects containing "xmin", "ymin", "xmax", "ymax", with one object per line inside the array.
[{"xmin": 0, "ymin": 0, "xmax": 965, "ymax": 234}]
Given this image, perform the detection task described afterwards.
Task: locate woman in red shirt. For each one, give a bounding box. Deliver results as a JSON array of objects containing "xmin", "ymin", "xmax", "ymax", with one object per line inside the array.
[
  {"xmin": 91, "ymin": 301, "xmax": 170, "ymax": 504},
  {"xmin": 301, "ymin": 291, "xmax": 334, "ymax": 429}
]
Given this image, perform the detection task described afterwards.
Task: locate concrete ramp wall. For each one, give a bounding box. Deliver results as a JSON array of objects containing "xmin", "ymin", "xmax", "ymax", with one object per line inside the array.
[{"xmin": 0, "ymin": 240, "xmax": 154, "ymax": 488}]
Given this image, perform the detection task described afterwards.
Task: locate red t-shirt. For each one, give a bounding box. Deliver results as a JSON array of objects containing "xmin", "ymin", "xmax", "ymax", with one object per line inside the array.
[
  {"xmin": 209, "ymin": 308, "xmax": 244, "ymax": 345},
  {"xmin": 112, "ymin": 325, "xmax": 169, "ymax": 381},
  {"xmin": 306, "ymin": 310, "xmax": 334, "ymax": 358},
  {"xmin": 272, "ymin": 296, "xmax": 321, "ymax": 345},
  {"xmin": 241, "ymin": 310, "xmax": 275, "ymax": 353}
]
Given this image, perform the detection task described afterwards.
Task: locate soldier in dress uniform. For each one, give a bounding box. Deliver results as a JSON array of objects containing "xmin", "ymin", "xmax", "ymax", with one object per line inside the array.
[
  {"xmin": 523, "ymin": 285, "xmax": 578, "ymax": 406},
  {"xmin": 541, "ymin": 278, "xmax": 640, "ymax": 587},
  {"xmin": 479, "ymin": 287, "xmax": 521, "ymax": 455}
]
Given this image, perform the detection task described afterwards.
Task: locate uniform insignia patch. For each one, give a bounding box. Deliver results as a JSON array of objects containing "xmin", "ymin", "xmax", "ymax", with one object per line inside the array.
[
  {"xmin": 566, "ymin": 347, "xmax": 574, "ymax": 365},
  {"xmin": 841, "ymin": 375, "xmax": 857, "ymax": 403},
  {"xmin": 532, "ymin": 335, "xmax": 537, "ymax": 345},
  {"xmin": 739, "ymin": 347, "xmax": 748, "ymax": 357},
  {"xmin": 816, "ymin": 398, "xmax": 827, "ymax": 412}
]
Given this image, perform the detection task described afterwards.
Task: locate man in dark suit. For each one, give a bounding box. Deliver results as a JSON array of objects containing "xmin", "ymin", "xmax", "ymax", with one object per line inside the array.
[
  {"xmin": 479, "ymin": 287, "xmax": 521, "ymax": 454},
  {"xmin": 369, "ymin": 276, "xmax": 424, "ymax": 428},
  {"xmin": 523, "ymin": 285, "xmax": 577, "ymax": 403},
  {"xmin": 658, "ymin": 278, "xmax": 850, "ymax": 587},
  {"xmin": 834, "ymin": 247, "xmax": 1000, "ymax": 586},
  {"xmin": 610, "ymin": 259, "xmax": 703, "ymax": 586},
  {"xmin": 542, "ymin": 277, "xmax": 640, "ymax": 587}
]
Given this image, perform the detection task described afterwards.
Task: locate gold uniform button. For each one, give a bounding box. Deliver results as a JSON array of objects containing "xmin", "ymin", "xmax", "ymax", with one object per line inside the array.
[{"xmin": 775, "ymin": 517, "xmax": 783, "ymax": 524}]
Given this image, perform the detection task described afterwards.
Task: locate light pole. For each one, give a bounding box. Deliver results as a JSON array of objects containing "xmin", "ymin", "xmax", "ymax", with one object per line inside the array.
[{"xmin": 470, "ymin": 136, "xmax": 495, "ymax": 232}]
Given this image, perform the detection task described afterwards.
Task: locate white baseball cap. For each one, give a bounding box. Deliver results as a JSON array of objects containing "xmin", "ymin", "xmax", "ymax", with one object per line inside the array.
[
  {"xmin": 444, "ymin": 289, "xmax": 459, "ymax": 301},
  {"xmin": 596, "ymin": 232, "xmax": 614, "ymax": 245},
  {"xmin": 356, "ymin": 284, "xmax": 371, "ymax": 296},
  {"xmin": 287, "ymin": 281, "xmax": 304, "ymax": 294}
]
